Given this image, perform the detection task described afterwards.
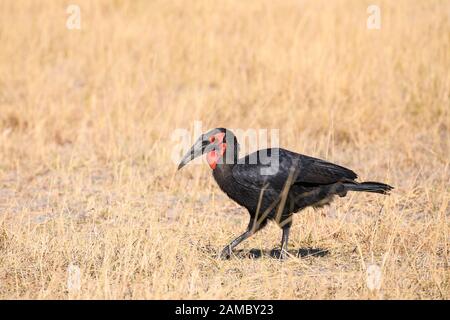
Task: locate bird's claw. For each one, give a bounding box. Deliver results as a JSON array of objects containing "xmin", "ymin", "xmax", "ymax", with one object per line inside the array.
[
  {"xmin": 220, "ymin": 246, "xmax": 232, "ymax": 260},
  {"xmin": 273, "ymin": 248, "xmax": 288, "ymax": 260}
]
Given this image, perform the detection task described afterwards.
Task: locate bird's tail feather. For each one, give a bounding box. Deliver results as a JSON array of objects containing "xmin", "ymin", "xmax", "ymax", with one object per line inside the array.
[{"xmin": 343, "ymin": 181, "xmax": 393, "ymax": 195}]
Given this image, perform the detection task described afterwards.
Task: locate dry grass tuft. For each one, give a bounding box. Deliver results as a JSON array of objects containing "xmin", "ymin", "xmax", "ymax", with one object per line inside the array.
[{"xmin": 0, "ymin": 0, "xmax": 449, "ymax": 299}]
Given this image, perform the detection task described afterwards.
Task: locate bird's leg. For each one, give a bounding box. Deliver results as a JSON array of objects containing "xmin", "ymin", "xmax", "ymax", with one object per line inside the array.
[
  {"xmin": 279, "ymin": 222, "xmax": 292, "ymax": 260},
  {"xmin": 220, "ymin": 229, "xmax": 253, "ymax": 259},
  {"xmin": 220, "ymin": 218, "xmax": 265, "ymax": 259}
]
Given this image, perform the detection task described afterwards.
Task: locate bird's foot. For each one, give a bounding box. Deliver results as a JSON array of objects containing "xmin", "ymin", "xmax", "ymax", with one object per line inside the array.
[
  {"xmin": 219, "ymin": 246, "xmax": 232, "ymax": 260},
  {"xmin": 272, "ymin": 248, "xmax": 289, "ymax": 260}
]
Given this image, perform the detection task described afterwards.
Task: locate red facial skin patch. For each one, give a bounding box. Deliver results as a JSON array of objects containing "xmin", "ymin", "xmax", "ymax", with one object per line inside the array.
[{"xmin": 206, "ymin": 133, "xmax": 227, "ymax": 169}]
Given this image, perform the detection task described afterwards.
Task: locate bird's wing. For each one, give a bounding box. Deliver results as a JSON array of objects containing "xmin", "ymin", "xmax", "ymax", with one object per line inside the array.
[
  {"xmin": 231, "ymin": 148, "xmax": 357, "ymax": 191},
  {"xmin": 294, "ymin": 153, "xmax": 358, "ymax": 185}
]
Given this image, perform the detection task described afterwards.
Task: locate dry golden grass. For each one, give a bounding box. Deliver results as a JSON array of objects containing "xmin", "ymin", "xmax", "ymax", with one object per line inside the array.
[{"xmin": 0, "ymin": 0, "xmax": 449, "ymax": 299}]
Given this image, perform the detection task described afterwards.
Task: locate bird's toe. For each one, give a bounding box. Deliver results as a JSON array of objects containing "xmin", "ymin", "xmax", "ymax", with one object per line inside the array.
[
  {"xmin": 219, "ymin": 247, "xmax": 232, "ymax": 260},
  {"xmin": 271, "ymin": 248, "xmax": 288, "ymax": 260}
]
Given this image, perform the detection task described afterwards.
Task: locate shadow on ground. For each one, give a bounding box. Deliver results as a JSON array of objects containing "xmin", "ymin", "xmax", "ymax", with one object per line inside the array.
[
  {"xmin": 232, "ymin": 248, "xmax": 330, "ymax": 259},
  {"xmin": 202, "ymin": 247, "xmax": 329, "ymax": 259},
  {"xmin": 201, "ymin": 244, "xmax": 330, "ymax": 259}
]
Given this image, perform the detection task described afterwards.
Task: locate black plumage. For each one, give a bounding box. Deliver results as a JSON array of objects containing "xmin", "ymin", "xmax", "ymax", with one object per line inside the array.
[{"xmin": 178, "ymin": 128, "xmax": 393, "ymax": 259}]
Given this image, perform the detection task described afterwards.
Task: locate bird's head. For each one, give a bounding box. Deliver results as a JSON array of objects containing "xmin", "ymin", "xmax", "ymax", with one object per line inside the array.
[{"xmin": 177, "ymin": 128, "xmax": 239, "ymax": 170}]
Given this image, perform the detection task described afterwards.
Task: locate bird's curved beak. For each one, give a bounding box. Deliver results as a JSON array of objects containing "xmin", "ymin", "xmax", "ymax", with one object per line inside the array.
[{"xmin": 177, "ymin": 136, "xmax": 210, "ymax": 170}]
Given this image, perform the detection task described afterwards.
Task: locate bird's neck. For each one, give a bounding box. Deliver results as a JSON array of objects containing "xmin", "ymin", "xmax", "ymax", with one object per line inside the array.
[{"xmin": 222, "ymin": 141, "xmax": 239, "ymax": 165}]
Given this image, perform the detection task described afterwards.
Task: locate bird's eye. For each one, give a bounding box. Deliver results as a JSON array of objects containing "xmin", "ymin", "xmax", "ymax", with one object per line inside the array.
[{"xmin": 210, "ymin": 136, "xmax": 215, "ymax": 143}]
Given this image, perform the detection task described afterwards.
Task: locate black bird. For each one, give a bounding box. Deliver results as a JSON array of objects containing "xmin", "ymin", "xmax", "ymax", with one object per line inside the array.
[{"xmin": 178, "ymin": 128, "xmax": 393, "ymax": 259}]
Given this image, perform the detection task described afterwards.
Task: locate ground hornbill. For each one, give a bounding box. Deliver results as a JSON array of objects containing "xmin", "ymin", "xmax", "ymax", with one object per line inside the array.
[{"xmin": 178, "ymin": 128, "xmax": 393, "ymax": 259}]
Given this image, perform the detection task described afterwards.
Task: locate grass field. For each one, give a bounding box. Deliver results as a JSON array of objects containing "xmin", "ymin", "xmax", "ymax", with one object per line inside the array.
[{"xmin": 0, "ymin": 0, "xmax": 449, "ymax": 299}]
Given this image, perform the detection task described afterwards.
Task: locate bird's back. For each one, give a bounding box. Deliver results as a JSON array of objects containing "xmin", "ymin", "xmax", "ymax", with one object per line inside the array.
[{"xmin": 232, "ymin": 148, "xmax": 357, "ymax": 190}]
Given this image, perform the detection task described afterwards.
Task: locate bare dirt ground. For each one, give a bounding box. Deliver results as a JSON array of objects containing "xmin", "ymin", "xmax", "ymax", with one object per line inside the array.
[{"xmin": 0, "ymin": 0, "xmax": 449, "ymax": 299}]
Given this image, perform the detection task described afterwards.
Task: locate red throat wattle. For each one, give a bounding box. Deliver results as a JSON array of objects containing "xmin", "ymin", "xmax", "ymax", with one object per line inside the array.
[{"xmin": 206, "ymin": 132, "xmax": 227, "ymax": 170}]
